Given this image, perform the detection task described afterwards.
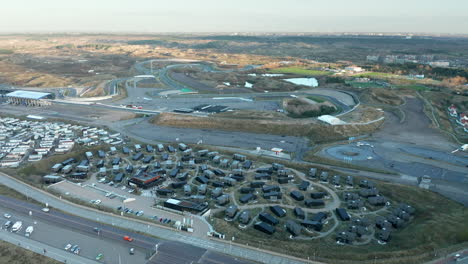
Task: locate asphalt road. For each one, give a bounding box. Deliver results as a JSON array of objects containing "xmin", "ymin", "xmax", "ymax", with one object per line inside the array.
[
  {"xmin": 0, "ymin": 193, "xmax": 259, "ymax": 264},
  {"xmin": 0, "ymin": 173, "xmax": 307, "ymax": 264},
  {"xmin": 0, "ymin": 195, "xmax": 151, "ymax": 264},
  {"xmin": 115, "ymin": 117, "xmax": 309, "ymax": 154},
  {"xmin": 0, "ymin": 227, "xmax": 99, "ymax": 264}
]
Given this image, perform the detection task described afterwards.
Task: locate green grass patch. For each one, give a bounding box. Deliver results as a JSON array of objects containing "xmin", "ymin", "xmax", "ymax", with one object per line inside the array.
[
  {"xmin": 347, "ymin": 81, "xmax": 387, "ymax": 89},
  {"xmin": 355, "ymin": 72, "xmax": 397, "ymax": 78},
  {"xmin": 269, "ymin": 67, "xmax": 332, "ymax": 76},
  {"xmin": 0, "ymin": 49, "xmax": 14, "ymax": 55},
  {"xmin": 396, "ymin": 84, "xmax": 428, "ymax": 91},
  {"xmin": 306, "ymin": 96, "xmax": 325, "ymax": 103}
]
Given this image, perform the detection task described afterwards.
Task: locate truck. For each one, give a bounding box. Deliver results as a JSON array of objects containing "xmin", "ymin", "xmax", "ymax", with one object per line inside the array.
[
  {"xmin": 25, "ymin": 226, "xmax": 34, "ymax": 237},
  {"xmin": 12, "ymin": 221, "xmax": 22, "ymax": 232}
]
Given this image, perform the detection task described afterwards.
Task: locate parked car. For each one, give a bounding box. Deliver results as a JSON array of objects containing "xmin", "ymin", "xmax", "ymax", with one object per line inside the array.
[
  {"xmin": 70, "ymin": 245, "xmax": 78, "ymax": 252},
  {"xmin": 12, "ymin": 221, "xmax": 22, "ymax": 232},
  {"xmin": 96, "ymin": 253, "xmax": 103, "ymax": 260},
  {"xmin": 25, "ymin": 226, "xmax": 34, "ymax": 237},
  {"xmin": 64, "ymin": 244, "xmax": 72, "ymax": 251},
  {"xmin": 123, "ymin": 236, "xmax": 134, "ymax": 242},
  {"xmin": 74, "ymin": 247, "xmax": 81, "ymax": 255},
  {"xmin": 3, "ymin": 221, "xmax": 12, "ymax": 229},
  {"xmin": 3, "ymin": 213, "xmax": 11, "ymax": 219}
]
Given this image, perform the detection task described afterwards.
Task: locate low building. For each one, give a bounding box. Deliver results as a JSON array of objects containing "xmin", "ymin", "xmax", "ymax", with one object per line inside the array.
[
  {"xmin": 298, "ymin": 180, "xmax": 310, "ymax": 191},
  {"xmin": 311, "ymin": 212, "xmax": 327, "ymax": 223},
  {"xmin": 216, "ymin": 194, "xmax": 230, "ymax": 206},
  {"xmin": 377, "ymin": 229, "xmax": 391, "ymax": 242},
  {"xmin": 285, "ymin": 220, "xmax": 302, "ymax": 237},
  {"xmin": 254, "ymin": 222, "xmax": 276, "ymax": 235},
  {"xmin": 311, "ymin": 192, "xmax": 327, "ymax": 199},
  {"xmin": 368, "ymin": 196, "xmax": 387, "ymax": 206},
  {"xmin": 301, "ymin": 220, "xmax": 323, "ymax": 231},
  {"xmin": 336, "ymin": 231, "xmax": 356, "ymax": 244},
  {"xmin": 336, "ymin": 208, "xmax": 351, "ymax": 221},
  {"xmin": 239, "ymin": 210, "xmax": 251, "ymax": 225},
  {"xmin": 239, "ymin": 193, "xmax": 257, "ymax": 204},
  {"xmin": 128, "ymin": 172, "xmax": 164, "ymax": 189},
  {"xmin": 163, "ymin": 198, "xmax": 208, "ymax": 214},
  {"xmin": 305, "ymin": 199, "xmax": 325, "ymax": 207},
  {"xmin": 270, "ymin": 205, "xmax": 286, "ymax": 217},
  {"xmin": 290, "ymin": 190, "xmax": 304, "ymax": 201},
  {"xmin": 294, "ymin": 207, "xmax": 305, "ymax": 219},
  {"xmin": 258, "ymin": 212, "xmax": 279, "ymax": 226},
  {"xmin": 225, "ymin": 205, "xmax": 238, "ymax": 219}
]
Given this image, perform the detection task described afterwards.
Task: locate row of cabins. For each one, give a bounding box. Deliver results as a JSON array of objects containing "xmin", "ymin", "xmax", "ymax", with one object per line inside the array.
[
  {"xmin": 374, "ymin": 203, "xmax": 415, "ymax": 243},
  {"xmin": 0, "ymin": 117, "xmax": 87, "ymax": 167},
  {"xmin": 308, "ymin": 168, "xmax": 355, "ymax": 187},
  {"xmin": 251, "ymin": 208, "xmax": 329, "ymax": 236}
]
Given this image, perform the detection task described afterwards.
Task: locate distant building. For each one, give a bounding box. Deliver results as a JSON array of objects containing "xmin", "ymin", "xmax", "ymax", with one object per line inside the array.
[
  {"xmin": 366, "ymin": 55, "xmax": 379, "ymax": 62},
  {"xmin": 429, "ymin": 61, "xmax": 450, "ymax": 67},
  {"xmin": 345, "ymin": 66, "xmax": 364, "ymax": 72},
  {"xmin": 6, "ymin": 90, "xmax": 53, "ymax": 107}
]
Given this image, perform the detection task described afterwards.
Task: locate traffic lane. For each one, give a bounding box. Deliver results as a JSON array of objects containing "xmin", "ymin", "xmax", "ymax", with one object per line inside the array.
[
  {"xmin": 0, "ymin": 195, "xmax": 160, "ymax": 250},
  {"xmin": 0, "ymin": 195, "xmax": 255, "ymax": 264},
  {"xmin": 0, "ymin": 204, "xmax": 149, "ymax": 264},
  {"xmin": 0, "ymin": 228, "xmax": 100, "ymax": 264}
]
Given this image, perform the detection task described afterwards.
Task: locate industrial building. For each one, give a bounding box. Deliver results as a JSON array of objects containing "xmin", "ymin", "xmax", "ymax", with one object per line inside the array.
[{"xmin": 6, "ymin": 90, "xmax": 54, "ymax": 106}]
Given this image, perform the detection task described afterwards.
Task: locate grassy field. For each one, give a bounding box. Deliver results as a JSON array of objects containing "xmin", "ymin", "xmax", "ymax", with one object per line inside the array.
[
  {"xmin": 152, "ymin": 113, "xmax": 384, "ymax": 143},
  {"xmin": 306, "ymin": 95, "xmax": 325, "ymax": 103},
  {"xmin": 355, "ymin": 72, "xmax": 398, "ymax": 78},
  {"xmin": 395, "ymin": 84, "xmax": 429, "ymax": 91},
  {"xmin": 347, "ymin": 81, "xmax": 387, "ymax": 89},
  {"xmin": 0, "ymin": 184, "xmax": 37, "ymax": 203},
  {"xmin": 361, "ymin": 88, "xmax": 404, "ymax": 106},
  {"xmin": 0, "ymin": 241, "xmax": 60, "ymax": 264},
  {"xmin": 269, "ymin": 66, "xmax": 332, "ymax": 76}
]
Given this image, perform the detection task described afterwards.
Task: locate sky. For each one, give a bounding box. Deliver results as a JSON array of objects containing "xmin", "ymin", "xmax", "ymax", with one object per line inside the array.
[{"xmin": 1, "ymin": 0, "xmax": 467, "ymax": 34}]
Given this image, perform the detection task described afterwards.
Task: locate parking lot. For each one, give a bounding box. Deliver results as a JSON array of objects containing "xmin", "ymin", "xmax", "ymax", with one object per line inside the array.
[
  {"xmin": 48, "ymin": 180, "xmax": 201, "ymax": 234},
  {"xmin": 0, "ymin": 204, "xmax": 150, "ymax": 264}
]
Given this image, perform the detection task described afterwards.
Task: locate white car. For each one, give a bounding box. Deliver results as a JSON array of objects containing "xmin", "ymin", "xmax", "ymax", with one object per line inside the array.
[
  {"xmin": 3, "ymin": 213, "xmax": 11, "ymax": 219},
  {"xmin": 94, "ymin": 200, "xmax": 102, "ymax": 205},
  {"xmin": 105, "ymin": 192, "xmax": 112, "ymax": 197},
  {"xmin": 41, "ymin": 208, "xmax": 50, "ymax": 213},
  {"xmin": 64, "ymin": 244, "xmax": 72, "ymax": 251},
  {"xmin": 25, "ymin": 226, "xmax": 34, "ymax": 237}
]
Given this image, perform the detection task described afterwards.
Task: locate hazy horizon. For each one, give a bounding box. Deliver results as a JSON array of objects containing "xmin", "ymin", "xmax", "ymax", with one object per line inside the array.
[{"xmin": 1, "ymin": 0, "xmax": 467, "ymax": 34}]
